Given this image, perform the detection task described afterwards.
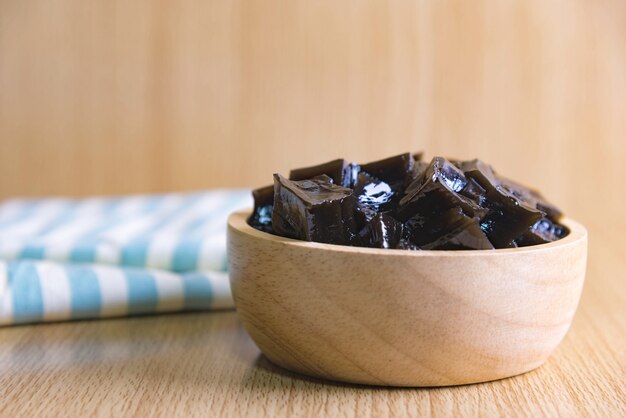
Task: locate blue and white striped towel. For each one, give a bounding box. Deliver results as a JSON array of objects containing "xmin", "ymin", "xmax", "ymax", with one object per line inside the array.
[{"xmin": 0, "ymin": 190, "xmax": 252, "ymax": 325}]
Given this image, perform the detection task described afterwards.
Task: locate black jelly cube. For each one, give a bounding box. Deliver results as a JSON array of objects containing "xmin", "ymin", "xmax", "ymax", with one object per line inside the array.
[
  {"xmin": 398, "ymin": 157, "xmax": 487, "ymax": 222},
  {"xmin": 360, "ymin": 153, "xmax": 414, "ymax": 192},
  {"xmin": 515, "ymin": 218, "xmax": 569, "ymax": 247},
  {"xmin": 272, "ymin": 174, "xmax": 358, "ymax": 244},
  {"xmin": 419, "ymin": 209, "xmax": 494, "ymax": 251},
  {"xmin": 248, "ymin": 184, "xmax": 274, "ymax": 233},
  {"xmin": 459, "ymin": 159, "xmax": 545, "ymax": 247},
  {"xmin": 289, "ymin": 159, "xmax": 361, "ymax": 189},
  {"xmin": 353, "ymin": 172, "xmax": 394, "ymax": 219}
]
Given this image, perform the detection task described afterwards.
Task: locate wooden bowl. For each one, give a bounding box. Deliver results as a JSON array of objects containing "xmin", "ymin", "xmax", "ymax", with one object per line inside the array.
[{"xmin": 227, "ymin": 210, "xmax": 587, "ymax": 387}]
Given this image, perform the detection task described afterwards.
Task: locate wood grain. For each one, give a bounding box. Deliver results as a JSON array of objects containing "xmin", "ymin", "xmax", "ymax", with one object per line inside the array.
[
  {"xmin": 228, "ymin": 212, "xmax": 588, "ymax": 387},
  {"xmin": 0, "ymin": 0, "xmax": 625, "ymax": 241},
  {"xmin": 0, "ymin": 228, "xmax": 622, "ymax": 417},
  {"xmin": 0, "ymin": 0, "xmax": 624, "ymax": 415}
]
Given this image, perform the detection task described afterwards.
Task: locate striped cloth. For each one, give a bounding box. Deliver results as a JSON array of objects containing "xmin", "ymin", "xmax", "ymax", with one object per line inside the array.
[{"xmin": 0, "ymin": 190, "xmax": 252, "ymax": 325}]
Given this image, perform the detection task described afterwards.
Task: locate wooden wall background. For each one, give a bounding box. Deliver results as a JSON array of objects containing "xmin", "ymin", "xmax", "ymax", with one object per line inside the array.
[{"xmin": 0, "ymin": 0, "xmax": 625, "ymax": 234}]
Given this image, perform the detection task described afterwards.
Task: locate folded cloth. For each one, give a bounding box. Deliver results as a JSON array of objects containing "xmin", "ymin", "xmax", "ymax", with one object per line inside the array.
[{"xmin": 0, "ymin": 190, "xmax": 252, "ymax": 325}]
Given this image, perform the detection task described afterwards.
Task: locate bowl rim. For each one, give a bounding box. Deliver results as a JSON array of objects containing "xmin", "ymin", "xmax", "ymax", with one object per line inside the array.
[{"xmin": 229, "ymin": 209, "xmax": 587, "ymax": 257}]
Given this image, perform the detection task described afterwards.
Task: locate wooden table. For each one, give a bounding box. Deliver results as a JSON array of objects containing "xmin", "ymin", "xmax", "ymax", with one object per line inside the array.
[{"xmin": 0, "ymin": 231, "xmax": 623, "ymax": 418}]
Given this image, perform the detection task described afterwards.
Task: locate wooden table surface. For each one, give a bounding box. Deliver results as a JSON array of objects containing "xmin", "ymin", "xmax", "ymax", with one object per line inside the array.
[
  {"xmin": 0, "ymin": 225, "xmax": 623, "ymax": 418},
  {"xmin": 0, "ymin": 1, "xmax": 624, "ymax": 416}
]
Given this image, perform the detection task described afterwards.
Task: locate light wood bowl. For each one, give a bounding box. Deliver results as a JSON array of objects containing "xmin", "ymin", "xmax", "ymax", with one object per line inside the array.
[{"xmin": 227, "ymin": 210, "xmax": 588, "ymax": 387}]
